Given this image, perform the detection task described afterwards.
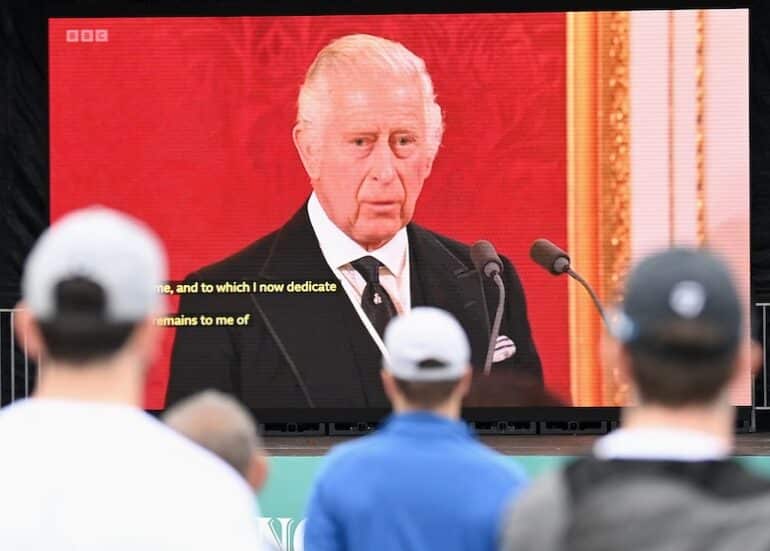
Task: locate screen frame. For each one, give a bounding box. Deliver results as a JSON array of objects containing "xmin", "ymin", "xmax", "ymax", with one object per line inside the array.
[{"xmin": 43, "ymin": 0, "xmax": 755, "ymax": 430}]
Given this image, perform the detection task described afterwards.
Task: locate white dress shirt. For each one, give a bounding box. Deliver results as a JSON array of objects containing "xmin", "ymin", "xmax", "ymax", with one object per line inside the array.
[
  {"xmin": 593, "ymin": 426, "xmax": 730, "ymax": 461},
  {"xmin": 307, "ymin": 192, "xmax": 411, "ymax": 351}
]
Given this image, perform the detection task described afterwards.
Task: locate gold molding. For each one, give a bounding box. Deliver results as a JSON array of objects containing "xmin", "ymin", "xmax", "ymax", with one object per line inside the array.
[
  {"xmin": 696, "ymin": 9, "xmax": 707, "ymax": 246},
  {"xmin": 599, "ymin": 11, "xmax": 631, "ymax": 405},
  {"xmin": 668, "ymin": 11, "xmax": 676, "ymax": 245},
  {"xmin": 599, "ymin": 11, "xmax": 631, "ymax": 305},
  {"xmin": 567, "ymin": 12, "xmax": 631, "ymax": 406},
  {"xmin": 567, "ymin": 12, "xmax": 602, "ymax": 406}
]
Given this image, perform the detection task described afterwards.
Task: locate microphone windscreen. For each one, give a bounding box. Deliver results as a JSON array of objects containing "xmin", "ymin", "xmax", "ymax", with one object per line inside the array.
[
  {"xmin": 530, "ymin": 239, "xmax": 570, "ymax": 275},
  {"xmin": 471, "ymin": 240, "xmax": 503, "ymax": 277}
]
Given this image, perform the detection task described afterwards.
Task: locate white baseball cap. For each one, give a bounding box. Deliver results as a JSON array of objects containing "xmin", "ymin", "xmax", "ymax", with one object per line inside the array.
[
  {"xmin": 383, "ymin": 307, "xmax": 471, "ymax": 382},
  {"xmin": 22, "ymin": 206, "xmax": 167, "ymax": 322}
]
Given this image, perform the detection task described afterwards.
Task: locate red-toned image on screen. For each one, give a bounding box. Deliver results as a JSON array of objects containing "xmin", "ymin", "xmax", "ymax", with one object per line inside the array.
[{"xmin": 48, "ymin": 10, "xmax": 749, "ymax": 410}]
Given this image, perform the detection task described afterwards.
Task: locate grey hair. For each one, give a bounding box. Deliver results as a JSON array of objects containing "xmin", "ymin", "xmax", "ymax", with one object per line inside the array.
[
  {"xmin": 162, "ymin": 390, "xmax": 262, "ymax": 478},
  {"xmin": 296, "ymin": 33, "xmax": 444, "ymax": 158}
]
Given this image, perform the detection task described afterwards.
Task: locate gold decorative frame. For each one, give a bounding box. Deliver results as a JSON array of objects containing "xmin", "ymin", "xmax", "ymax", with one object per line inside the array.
[
  {"xmin": 668, "ymin": 10, "xmax": 676, "ymax": 244},
  {"xmin": 567, "ymin": 12, "xmax": 631, "ymax": 406},
  {"xmin": 695, "ymin": 9, "xmax": 707, "ymax": 246}
]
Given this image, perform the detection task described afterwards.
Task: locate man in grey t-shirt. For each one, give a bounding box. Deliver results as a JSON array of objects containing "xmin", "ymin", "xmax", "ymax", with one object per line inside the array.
[{"xmin": 500, "ymin": 248, "xmax": 770, "ymax": 551}]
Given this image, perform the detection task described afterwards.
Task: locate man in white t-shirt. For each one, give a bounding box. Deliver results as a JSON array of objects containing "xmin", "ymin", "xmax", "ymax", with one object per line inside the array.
[{"xmin": 0, "ymin": 207, "xmax": 262, "ymax": 551}]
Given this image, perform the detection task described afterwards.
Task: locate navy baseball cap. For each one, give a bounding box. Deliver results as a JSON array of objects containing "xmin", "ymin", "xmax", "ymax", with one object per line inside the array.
[{"xmin": 612, "ymin": 248, "xmax": 742, "ymax": 356}]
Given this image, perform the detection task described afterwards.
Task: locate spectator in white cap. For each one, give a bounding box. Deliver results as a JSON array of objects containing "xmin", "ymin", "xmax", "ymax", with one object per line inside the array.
[
  {"xmin": 0, "ymin": 206, "xmax": 262, "ymax": 551},
  {"xmin": 500, "ymin": 248, "xmax": 770, "ymax": 551},
  {"xmin": 304, "ymin": 306, "xmax": 528, "ymax": 551}
]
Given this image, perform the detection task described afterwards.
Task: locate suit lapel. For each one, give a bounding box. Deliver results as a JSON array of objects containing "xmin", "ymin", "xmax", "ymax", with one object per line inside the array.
[
  {"xmin": 250, "ymin": 209, "xmax": 489, "ymax": 404},
  {"xmin": 253, "ymin": 204, "xmax": 383, "ymax": 407},
  {"xmin": 409, "ymin": 224, "xmax": 491, "ymax": 370}
]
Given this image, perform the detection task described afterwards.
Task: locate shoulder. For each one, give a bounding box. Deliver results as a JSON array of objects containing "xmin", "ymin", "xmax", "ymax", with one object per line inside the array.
[
  {"xmin": 309, "ymin": 431, "xmax": 408, "ymax": 500},
  {"xmin": 0, "ymin": 400, "xmax": 28, "ymax": 425},
  {"xmin": 409, "ymin": 223, "xmax": 521, "ymax": 274},
  {"xmin": 0, "ymin": 401, "xmax": 39, "ymax": 444},
  {"xmin": 566, "ymin": 456, "xmax": 770, "ymax": 499},
  {"xmin": 131, "ymin": 412, "xmax": 249, "ymax": 483},
  {"xmin": 125, "ymin": 414, "xmax": 260, "ymax": 528},
  {"xmin": 0, "ymin": 404, "xmax": 260, "ymax": 548},
  {"xmin": 500, "ymin": 469, "xmax": 570, "ymax": 551},
  {"xmin": 316, "ymin": 432, "xmax": 389, "ymax": 476},
  {"xmin": 409, "ymin": 223, "xmax": 473, "ymax": 262},
  {"xmin": 304, "ymin": 433, "xmax": 387, "ymax": 516},
  {"xmin": 465, "ymin": 441, "xmax": 529, "ymax": 484},
  {"xmin": 92, "ymin": 409, "xmax": 255, "ymax": 507}
]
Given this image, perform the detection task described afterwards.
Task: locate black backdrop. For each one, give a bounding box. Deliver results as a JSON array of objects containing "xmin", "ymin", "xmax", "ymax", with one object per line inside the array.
[{"xmin": 0, "ymin": 0, "xmax": 767, "ymax": 410}]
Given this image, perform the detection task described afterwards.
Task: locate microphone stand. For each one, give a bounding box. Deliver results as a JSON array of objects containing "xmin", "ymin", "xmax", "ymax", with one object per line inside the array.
[
  {"xmin": 566, "ymin": 268, "xmax": 611, "ymax": 330},
  {"xmin": 249, "ymin": 293, "xmax": 316, "ymax": 408},
  {"xmin": 484, "ymin": 272, "xmax": 506, "ymax": 375}
]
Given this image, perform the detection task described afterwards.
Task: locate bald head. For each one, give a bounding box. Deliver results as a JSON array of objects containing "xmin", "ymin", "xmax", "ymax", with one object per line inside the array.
[{"xmin": 162, "ymin": 391, "xmax": 264, "ymax": 485}]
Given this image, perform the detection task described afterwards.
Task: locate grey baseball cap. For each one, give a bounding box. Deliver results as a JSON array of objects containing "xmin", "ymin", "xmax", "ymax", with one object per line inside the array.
[
  {"xmin": 612, "ymin": 248, "xmax": 742, "ymax": 356},
  {"xmin": 22, "ymin": 206, "xmax": 167, "ymax": 322},
  {"xmin": 383, "ymin": 307, "xmax": 471, "ymax": 381}
]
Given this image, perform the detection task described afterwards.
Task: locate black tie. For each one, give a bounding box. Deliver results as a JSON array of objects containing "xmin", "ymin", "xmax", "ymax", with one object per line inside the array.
[{"xmin": 351, "ymin": 256, "xmax": 398, "ymax": 337}]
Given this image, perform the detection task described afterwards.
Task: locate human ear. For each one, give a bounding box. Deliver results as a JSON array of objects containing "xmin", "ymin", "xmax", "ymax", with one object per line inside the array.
[
  {"xmin": 730, "ymin": 338, "xmax": 761, "ymax": 387},
  {"xmin": 423, "ymin": 153, "xmax": 436, "ymax": 180},
  {"xmin": 380, "ymin": 370, "xmax": 398, "ymax": 403},
  {"xmin": 13, "ymin": 303, "xmax": 46, "ymax": 360},
  {"xmin": 128, "ymin": 315, "xmax": 164, "ymax": 367},
  {"xmin": 602, "ymin": 334, "xmax": 633, "ymax": 400},
  {"xmin": 456, "ymin": 369, "xmax": 472, "ymax": 399},
  {"xmin": 246, "ymin": 452, "xmax": 269, "ymax": 493},
  {"xmin": 293, "ymin": 124, "xmax": 321, "ymax": 181},
  {"xmin": 749, "ymin": 340, "xmax": 763, "ymax": 377}
]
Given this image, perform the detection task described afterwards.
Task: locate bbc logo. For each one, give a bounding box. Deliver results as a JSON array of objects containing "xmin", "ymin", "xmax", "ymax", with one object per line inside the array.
[{"xmin": 65, "ymin": 29, "xmax": 108, "ymax": 43}]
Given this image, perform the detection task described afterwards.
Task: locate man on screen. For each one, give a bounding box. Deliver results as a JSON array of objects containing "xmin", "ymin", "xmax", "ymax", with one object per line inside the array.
[{"xmin": 167, "ymin": 33, "xmax": 543, "ymax": 409}]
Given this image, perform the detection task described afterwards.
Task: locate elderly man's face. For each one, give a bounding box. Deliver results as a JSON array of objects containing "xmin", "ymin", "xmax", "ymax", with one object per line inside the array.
[{"xmin": 299, "ymin": 71, "xmax": 435, "ymax": 250}]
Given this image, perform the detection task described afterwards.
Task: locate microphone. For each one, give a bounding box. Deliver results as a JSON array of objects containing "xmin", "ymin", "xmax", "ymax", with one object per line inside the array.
[
  {"xmin": 529, "ymin": 239, "xmax": 610, "ymax": 330},
  {"xmin": 471, "ymin": 240, "xmax": 512, "ymax": 375},
  {"xmin": 471, "ymin": 240, "xmax": 503, "ymax": 278},
  {"xmin": 530, "ymin": 239, "xmax": 571, "ymax": 275}
]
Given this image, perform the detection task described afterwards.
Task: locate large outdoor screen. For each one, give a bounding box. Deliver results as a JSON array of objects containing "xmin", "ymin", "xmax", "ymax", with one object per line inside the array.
[{"xmin": 48, "ymin": 9, "xmax": 750, "ymax": 412}]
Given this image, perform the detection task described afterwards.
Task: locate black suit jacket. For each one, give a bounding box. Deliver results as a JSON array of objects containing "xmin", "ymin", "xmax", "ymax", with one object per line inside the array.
[{"xmin": 166, "ymin": 205, "xmax": 543, "ymax": 409}]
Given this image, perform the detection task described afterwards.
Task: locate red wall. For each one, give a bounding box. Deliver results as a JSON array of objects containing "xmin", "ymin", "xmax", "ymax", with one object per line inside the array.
[{"xmin": 49, "ymin": 14, "xmax": 569, "ymax": 408}]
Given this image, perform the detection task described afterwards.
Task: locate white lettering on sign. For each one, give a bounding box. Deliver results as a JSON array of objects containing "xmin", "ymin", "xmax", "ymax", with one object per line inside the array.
[
  {"xmin": 258, "ymin": 517, "xmax": 306, "ymax": 551},
  {"xmin": 65, "ymin": 29, "xmax": 109, "ymax": 43}
]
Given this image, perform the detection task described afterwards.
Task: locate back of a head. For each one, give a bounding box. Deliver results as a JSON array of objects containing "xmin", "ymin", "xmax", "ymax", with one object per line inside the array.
[
  {"xmin": 162, "ymin": 390, "xmax": 262, "ymax": 480},
  {"xmin": 611, "ymin": 248, "xmax": 742, "ymax": 407},
  {"xmin": 383, "ymin": 307, "xmax": 471, "ymax": 409},
  {"xmin": 22, "ymin": 206, "xmax": 167, "ymax": 364}
]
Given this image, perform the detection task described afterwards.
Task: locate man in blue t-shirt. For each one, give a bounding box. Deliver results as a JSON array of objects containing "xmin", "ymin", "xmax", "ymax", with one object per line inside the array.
[{"xmin": 304, "ymin": 307, "xmax": 528, "ymax": 551}]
